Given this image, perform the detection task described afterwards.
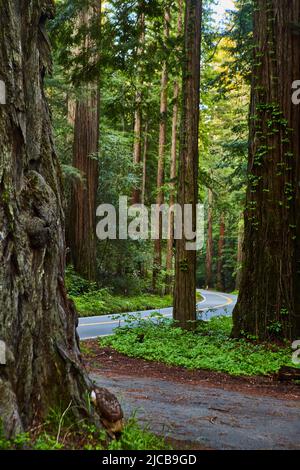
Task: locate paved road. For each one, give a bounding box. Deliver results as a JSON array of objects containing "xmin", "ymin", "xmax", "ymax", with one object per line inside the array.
[
  {"xmin": 91, "ymin": 373, "xmax": 300, "ymax": 450},
  {"xmin": 78, "ymin": 290, "xmax": 237, "ymax": 340}
]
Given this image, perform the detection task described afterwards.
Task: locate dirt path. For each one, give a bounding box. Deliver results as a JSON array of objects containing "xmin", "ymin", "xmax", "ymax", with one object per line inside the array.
[{"xmin": 84, "ymin": 344, "xmax": 300, "ymax": 450}]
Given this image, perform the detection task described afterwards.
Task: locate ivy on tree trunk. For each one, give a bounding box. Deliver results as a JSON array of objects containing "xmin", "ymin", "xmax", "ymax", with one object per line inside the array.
[{"xmin": 232, "ymin": 0, "xmax": 300, "ymax": 341}]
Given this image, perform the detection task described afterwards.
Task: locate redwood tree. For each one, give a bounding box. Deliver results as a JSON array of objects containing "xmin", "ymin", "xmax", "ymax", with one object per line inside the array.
[
  {"xmin": 153, "ymin": 8, "xmax": 170, "ymax": 290},
  {"xmin": 132, "ymin": 7, "xmax": 145, "ymax": 205},
  {"xmin": 205, "ymin": 188, "xmax": 213, "ymax": 288},
  {"xmin": 232, "ymin": 0, "xmax": 300, "ymax": 340},
  {"xmin": 166, "ymin": 0, "xmax": 183, "ymax": 290},
  {"xmin": 0, "ymin": 0, "xmax": 106, "ymax": 437},
  {"xmin": 216, "ymin": 212, "xmax": 225, "ymax": 291},
  {"xmin": 173, "ymin": 0, "xmax": 202, "ymax": 329},
  {"xmin": 70, "ymin": 5, "xmax": 101, "ymax": 282}
]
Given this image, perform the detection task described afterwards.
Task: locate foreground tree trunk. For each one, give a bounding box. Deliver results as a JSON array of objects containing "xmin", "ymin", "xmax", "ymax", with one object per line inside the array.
[
  {"xmin": 232, "ymin": 0, "xmax": 300, "ymax": 340},
  {"xmin": 173, "ymin": 0, "xmax": 202, "ymax": 329},
  {"xmin": 0, "ymin": 0, "xmax": 104, "ymax": 437},
  {"xmin": 153, "ymin": 9, "xmax": 170, "ymax": 291},
  {"xmin": 205, "ymin": 188, "xmax": 213, "ymax": 288},
  {"xmin": 166, "ymin": 0, "xmax": 183, "ymax": 292},
  {"xmin": 70, "ymin": 7, "xmax": 101, "ymax": 282}
]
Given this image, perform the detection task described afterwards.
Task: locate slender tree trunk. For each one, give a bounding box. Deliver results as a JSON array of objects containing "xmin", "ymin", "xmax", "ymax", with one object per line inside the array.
[
  {"xmin": 132, "ymin": 10, "xmax": 145, "ymax": 205},
  {"xmin": 153, "ymin": 9, "xmax": 170, "ymax": 291},
  {"xmin": 0, "ymin": 0, "xmax": 106, "ymax": 437},
  {"xmin": 141, "ymin": 121, "xmax": 149, "ymax": 206},
  {"xmin": 232, "ymin": 0, "xmax": 300, "ymax": 340},
  {"xmin": 173, "ymin": 0, "xmax": 202, "ymax": 330},
  {"xmin": 166, "ymin": 0, "xmax": 183, "ymax": 292},
  {"xmin": 70, "ymin": 6, "xmax": 101, "ymax": 282},
  {"xmin": 205, "ymin": 188, "xmax": 213, "ymax": 288},
  {"xmin": 216, "ymin": 213, "xmax": 225, "ymax": 291},
  {"xmin": 235, "ymin": 216, "xmax": 244, "ymax": 291}
]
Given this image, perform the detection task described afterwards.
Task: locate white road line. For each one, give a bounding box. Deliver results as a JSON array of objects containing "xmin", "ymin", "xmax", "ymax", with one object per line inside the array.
[{"xmin": 79, "ymin": 292, "xmax": 233, "ymax": 329}]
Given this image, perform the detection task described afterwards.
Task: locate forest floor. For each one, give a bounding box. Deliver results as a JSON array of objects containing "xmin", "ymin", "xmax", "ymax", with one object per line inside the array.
[{"xmin": 84, "ymin": 342, "xmax": 300, "ymax": 450}]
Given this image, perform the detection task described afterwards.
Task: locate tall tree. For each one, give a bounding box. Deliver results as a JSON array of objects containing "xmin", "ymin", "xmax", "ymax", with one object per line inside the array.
[
  {"xmin": 141, "ymin": 121, "xmax": 149, "ymax": 205},
  {"xmin": 232, "ymin": 0, "xmax": 300, "ymax": 340},
  {"xmin": 166, "ymin": 0, "xmax": 183, "ymax": 290},
  {"xmin": 0, "ymin": 0, "xmax": 107, "ymax": 437},
  {"xmin": 153, "ymin": 7, "xmax": 170, "ymax": 290},
  {"xmin": 173, "ymin": 0, "xmax": 202, "ymax": 329},
  {"xmin": 216, "ymin": 212, "xmax": 225, "ymax": 291},
  {"xmin": 70, "ymin": 4, "xmax": 101, "ymax": 281},
  {"xmin": 205, "ymin": 188, "xmax": 213, "ymax": 288},
  {"xmin": 235, "ymin": 215, "xmax": 244, "ymax": 291},
  {"xmin": 132, "ymin": 6, "xmax": 145, "ymax": 204}
]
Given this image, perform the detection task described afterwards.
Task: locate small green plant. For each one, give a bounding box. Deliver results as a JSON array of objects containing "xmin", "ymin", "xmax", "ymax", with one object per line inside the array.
[
  {"xmin": 108, "ymin": 418, "xmax": 170, "ymax": 451},
  {"xmin": 0, "ymin": 421, "xmax": 30, "ymax": 450},
  {"xmin": 267, "ymin": 321, "xmax": 283, "ymax": 337}
]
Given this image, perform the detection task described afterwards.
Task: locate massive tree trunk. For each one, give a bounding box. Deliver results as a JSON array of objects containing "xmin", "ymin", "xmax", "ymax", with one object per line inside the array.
[
  {"xmin": 166, "ymin": 0, "xmax": 183, "ymax": 292},
  {"xmin": 205, "ymin": 188, "xmax": 213, "ymax": 288},
  {"xmin": 70, "ymin": 6, "xmax": 101, "ymax": 282},
  {"xmin": 216, "ymin": 213, "xmax": 225, "ymax": 292},
  {"xmin": 0, "ymin": 0, "xmax": 102, "ymax": 437},
  {"xmin": 173, "ymin": 0, "xmax": 202, "ymax": 330},
  {"xmin": 232, "ymin": 0, "xmax": 300, "ymax": 341},
  {"xmin": 153, "ymin": 9, "xmax": 170, "ymax": 291},
  {"xmin": 70, "ymin": 90, "xmax": 99, "ymax": 281}
]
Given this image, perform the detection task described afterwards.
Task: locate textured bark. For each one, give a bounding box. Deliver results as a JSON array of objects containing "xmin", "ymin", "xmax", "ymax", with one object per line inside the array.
[
  {"xmin": 232, "ymin": 0, "xmax": 300, "ymax": 340},
  {"xmin": 235, "ymin": 216, "xmax": 244, "ymax": 291},
  {"xmin": 205, "ymin": 188, "xmax": 213, "ymax": 288},
  {"xmin": 153, "ymin": 9, "xmax": 170, "ymax": 291},
  {"xmin": 216, "ymin": 213, "xmax": 225, "ymax": 291},
  {"xmin": 69, "ymin": 7, "xmax": 101, "ymax": 282},
  {"xmin": 0, "ymin": 0, "xmax": 102, "ymax": 437},
  {"xmin": 166, "ymin": 0, "xmax": 183, "ymax": 292},
  {"xmin": 70, "ymin": 90, "xmax": 99, "ymax": 281},
  {"xmin": 173, "ymin": 0, "xmax": 202, "ymax": 330}
]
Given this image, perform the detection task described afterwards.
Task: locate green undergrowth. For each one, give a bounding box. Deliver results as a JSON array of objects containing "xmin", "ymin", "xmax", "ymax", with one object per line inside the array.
[
  {"xmin": 101, "ymin": 316, "xmax": 296, "ymax": 377},
  {"xmin": 66, "ymin": 266, "xmax": 202, "ymax": 317},
  {"xmin": 72, "ymin": 290, "xmax": 173, "ymax": 317},
  {"xmin": 0, "ymin": 417, "xmax": 169, "ymax": 451}
]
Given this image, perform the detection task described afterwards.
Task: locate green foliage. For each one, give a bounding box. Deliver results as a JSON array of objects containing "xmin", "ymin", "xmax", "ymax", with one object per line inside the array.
[
  {"xmin": 65, "ymin": 265, "xmax": 96, "ymax": 296},
  {"xmin": 0, "ymin": 417, "xmax": 169, "ymax": 451},
  {"xmin": 72, "ymin": 290, "xmax": 173, "ymax": 317},
  {"xmin": 108, "ymin": 418, "xmax": 170, "ymax": 451},
  {"xmin": 0, "ymin": 421, "xmax": 30, "ymax": 450},
  {"xmin": 65, "ymin": 265, "xmax": 173, "ymax": 316},
  {"xmin": 101, "ymin": 316, "xmax": 295, "ymax": 376}
]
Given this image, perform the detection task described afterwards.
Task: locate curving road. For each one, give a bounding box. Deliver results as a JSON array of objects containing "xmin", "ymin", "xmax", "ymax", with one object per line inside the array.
[{"xmin": 78, "ymin": 290, "xmax": 237, "ymax": 340}]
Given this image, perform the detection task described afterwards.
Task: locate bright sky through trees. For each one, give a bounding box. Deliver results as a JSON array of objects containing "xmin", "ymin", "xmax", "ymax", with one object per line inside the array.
[{"xmin": 213, "ymin": 0, "xmax": 235, "ymax": 22}]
